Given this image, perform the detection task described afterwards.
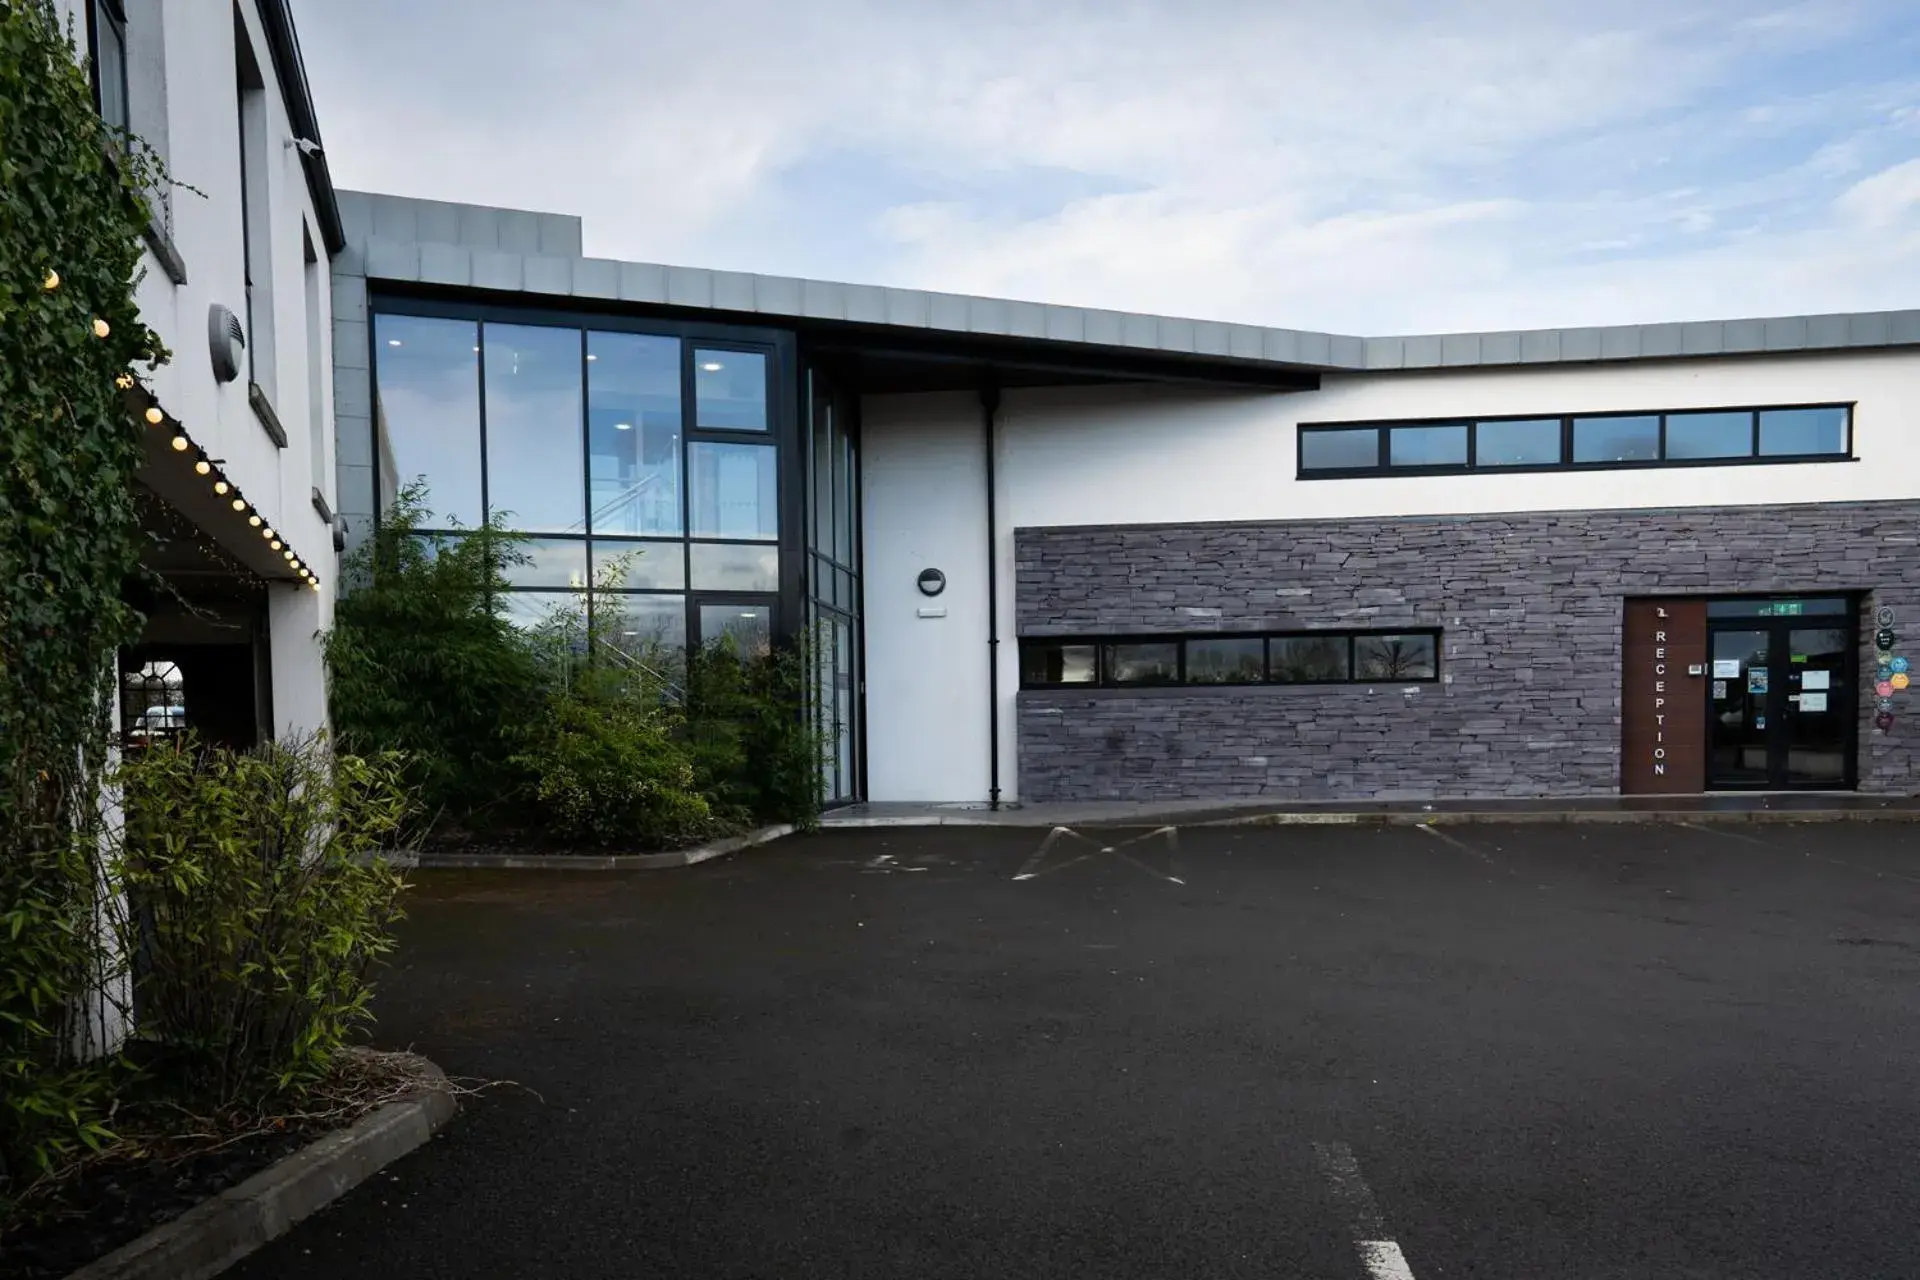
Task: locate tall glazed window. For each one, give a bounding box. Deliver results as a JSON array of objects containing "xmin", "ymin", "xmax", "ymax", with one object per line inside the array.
[
  {"xmin": 368, "ymin": 301, "xmax": 791, "ymax": 683},
  {"xmin": 373, "ymin": 314, "xmax": 481, "ymax": 525}
]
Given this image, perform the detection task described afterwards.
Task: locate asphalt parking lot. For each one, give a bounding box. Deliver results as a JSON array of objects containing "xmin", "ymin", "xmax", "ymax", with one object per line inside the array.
[{"xmin": 231, "ymin": 820, "xmax": 1920, "ymax": 1279}]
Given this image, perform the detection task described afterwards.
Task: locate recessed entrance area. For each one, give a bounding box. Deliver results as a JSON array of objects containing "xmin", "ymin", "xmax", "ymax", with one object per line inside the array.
[
  {"xmin": 1622, "ymin": 595, "xmax": 1859, "ymax": 794},
  {"xmin": 1705, "ymin": 598, "xmax": 1856, "ymax": 790}
]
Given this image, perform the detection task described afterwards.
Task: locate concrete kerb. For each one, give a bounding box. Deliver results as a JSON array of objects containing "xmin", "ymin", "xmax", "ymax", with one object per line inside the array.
[
  {"xmin": 1206, "ymin": 809, "xmax": 1920, "ymax": 828},
  {"xmin": 387, "ymin": 823, "xmax": 795, "ymax": 870},
  {"xmin": 819, "ymin": 809, "xmax": 1920, "ymax": 830},
  {"xmin": 65, "ymin": 1063, "xmax": 458, "ymax": 1280}
]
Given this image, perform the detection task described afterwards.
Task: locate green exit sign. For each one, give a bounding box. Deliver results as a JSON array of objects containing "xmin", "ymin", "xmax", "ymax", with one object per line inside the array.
[{"xmin": 1758, "ymin": 601, "xmax": 1805, "ymax": 617}]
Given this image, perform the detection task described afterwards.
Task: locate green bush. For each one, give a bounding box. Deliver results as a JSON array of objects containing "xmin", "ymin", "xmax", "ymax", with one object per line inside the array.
[
  {"xmin": 329, "ymin": 489, "xmax": 825, "ymax": 847},
  {"xmin": 112, "ymin": 736, "xmax": 412, "ymax": 1104},
  {"xmin": 325, "ymin": 484, "xmax": 545, "ymax": 828},
  {"xmin": 684, "ymin": 640, "xmax": 824, "ymax": 831},
  {"xmin": 1, "ymin": 0, "xmax": 170, "ymax": 1216},
  {"xmin": 512, "ymin": 695, "xmax": 714, "ymax": 848},
  {"xmin": 0, "ymin": 833, "xmax": 118, "ymax": 1211}
]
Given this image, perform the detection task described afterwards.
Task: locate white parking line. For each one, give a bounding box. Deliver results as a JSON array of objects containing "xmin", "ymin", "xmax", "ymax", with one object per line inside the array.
[
  {"xmin": 1314, "ymin": 1140, "xmax": 1418, "ymax": 1280},
  {"xmin": 1414, "ymin": 822, "xmax": 1497, "ymax": 868},
  {"xmin": 1012, "ymin": 825, "xmax": 1185, "ymax": 884}
]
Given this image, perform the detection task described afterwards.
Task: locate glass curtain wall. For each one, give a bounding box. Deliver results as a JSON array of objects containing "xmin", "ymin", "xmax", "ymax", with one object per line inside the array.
[
  {"xmin": 805, "ymin": 369, "xmax": 862, "ymax": 804},
  {"xmin": 370, "ymin": 306, "xmax": 787, "ymax": 681}
]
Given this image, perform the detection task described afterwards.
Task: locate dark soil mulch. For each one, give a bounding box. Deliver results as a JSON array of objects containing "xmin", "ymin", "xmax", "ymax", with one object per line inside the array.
[{"xmin": 1, "ymin": 1121, "xmax": 330, "ymax": 1280}]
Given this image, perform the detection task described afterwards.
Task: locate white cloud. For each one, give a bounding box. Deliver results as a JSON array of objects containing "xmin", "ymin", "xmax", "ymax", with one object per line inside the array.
[
  {"xmin": 296, "ymin": 0, "xmax": 1920, "ymax": 332},
  {"xmin": 1837, "ymin": 158, "xmax": 1920, "ymax": 226}
]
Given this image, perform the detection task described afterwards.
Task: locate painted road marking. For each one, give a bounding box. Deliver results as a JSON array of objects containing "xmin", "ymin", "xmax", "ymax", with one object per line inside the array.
[
  {"xmin": 1314, "ymin": 1140, "xmax": 1418, "ymax": 1280},
  {"xmin": 1414, "ymin": 822, "xmax": 1497, "ymax": 868},
  {"xmin": 1012, "ymin": 825, "xmax": 1184, "ymax": 884}
]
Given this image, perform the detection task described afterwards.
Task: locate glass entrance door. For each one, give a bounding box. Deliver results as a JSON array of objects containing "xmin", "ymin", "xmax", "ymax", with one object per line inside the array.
[
  {"xmin": 804, "ymin": 367, "xmax": 862, "ymax": 805},
  {"xmin": 1782, "ymin": 625, "xmax": 1851, "ymax": 785},
  {"xmin": 1706, "ymin": 599, "xmax": 1856, "ymax": 789},
  {"xmin": 1708, "ymin": 628, "xmax": 1771, "ymax": 786}
]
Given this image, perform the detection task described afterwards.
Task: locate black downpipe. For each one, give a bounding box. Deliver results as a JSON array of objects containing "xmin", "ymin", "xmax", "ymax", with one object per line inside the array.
[{"xmin": 982, "ymin": 385, "xmax": 1002, "ymax": 809}]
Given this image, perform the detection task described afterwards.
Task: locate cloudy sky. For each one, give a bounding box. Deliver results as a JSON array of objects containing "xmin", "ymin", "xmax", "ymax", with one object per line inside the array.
[{"xmin": 297, "ymin": 0, "xmax": 1919, "ymax": 335}]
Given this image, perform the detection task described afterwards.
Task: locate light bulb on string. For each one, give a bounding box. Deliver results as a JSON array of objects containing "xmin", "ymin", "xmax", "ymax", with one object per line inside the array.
[
  {"xmin": 43, "ymin": 270, "xmax": 59, "ymax": 291},
  {"xmin": 262, "ymin": 527, "xmax": 275, "ymax": 540},
  {"xmin": 92, "ymin": 318, "xmax": 110, "ymax": 339},
  {"xmin": 249, "ymin": 514, "xmax": 263, "ymax": 528},
  {"xmin": 283, "ymin": 549, "xmax": 296, "ymax": 562},
  {"xmin": 270, "ymin": 540, "xmax": 282, "ymax": 551},
  {"xmin": 116, "ymin": 373, "xmax": 134, "ymax": 390},
  {"xmin": 214, "ymin": 479, "xmax": 230, "ymax": 495},
  {"xmin": 143, "ymin": 406, "xmax": 164, "ymax": 425},
  {"xmin": 169, "ymin": 434, "xmax": 189, "ymax": 452},
  {"xmin": 231, "ymin": 497, "xmax": 247, "ymax": 512},
  {"xmin": 194, "ymin": 458, "xmax": 211, "ymax": 475}
]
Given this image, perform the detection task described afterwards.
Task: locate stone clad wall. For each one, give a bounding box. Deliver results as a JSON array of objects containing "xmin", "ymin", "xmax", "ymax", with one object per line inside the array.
[{"xmin": 1014, "ymin": 500, "xmax": 1920, "ymax": 801}]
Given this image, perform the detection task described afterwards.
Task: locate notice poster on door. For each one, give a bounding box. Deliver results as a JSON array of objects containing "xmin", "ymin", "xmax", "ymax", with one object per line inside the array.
[
  {"xmin": 1802, "ymin": 692, "xmax": 1829, "ymax": 712},
  {"xmin": 1713, "ymin": 658, "xmax": 1742, "ymax": 678},
  {"xmin": 1802, "ymin": 670, "xmax": 1831, "ymax": 691},
  {"xmin": 1748, "ymin": 669, "xmax": 1769, "ymax": 695}
]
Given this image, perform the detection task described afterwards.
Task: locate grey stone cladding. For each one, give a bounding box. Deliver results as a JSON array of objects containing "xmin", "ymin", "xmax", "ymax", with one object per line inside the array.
[{"xmin": 1015, "ymin": 500, "xmax": 1920, "ymax": 802}]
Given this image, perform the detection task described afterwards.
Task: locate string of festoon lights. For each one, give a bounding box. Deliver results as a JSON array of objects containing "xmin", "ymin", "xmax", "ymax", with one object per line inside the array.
[
  {"xmin": 64, "ymin": 267, "xmax": 322, "ymax": 593},
  {"xmin": 51, "ymin": 268, "xmax": 318, "ymax": 594},
  {"xmin": 158, "ymin": 417, "xmax": 322, "ymax": 592}
]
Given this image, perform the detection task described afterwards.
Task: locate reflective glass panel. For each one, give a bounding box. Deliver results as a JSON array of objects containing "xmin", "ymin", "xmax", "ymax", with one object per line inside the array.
[
  {"xmin": 1021, "ymin": 643, "xmax": 1097, "ymax": 685},
  {"xmin": 1103, "ymin": 642, "xmax": 1180, "ymax": 684},
  {"xmin": 485, "ymin": 324, "xmax": 584, "ymax": 533},
  {"xmin": 1572, "ymin": 415, "xmax": 1660, "ymax": 464},
  {"xmin": 374, "ymin": 314, "xmax": 481, "ymax": 527},
  {"xmin": 1270, "ymin": 635, "xmax": 1349, "ymax": 683},
  {"xmin": 1474, "ymin": 418, "xmax": 1561, "ymax": 467},
  {"xmin": 1354, "ymin": 633, "xmax": 1438, "ymax": 680},
  {"xmin": 1759, "ymin": 407, "xmax": 1848, "ymax": 457},
  {"xmin": 694, "ymin": 350, "xmax": 768, "ymax": 431},
  {"xmin": 1301, "ymin": 428, "xmax": 1380, "ymax": 471},
  {"xmin": 590, "ymin": 540, "xmax": 685, "ymax": 590},
  {"xmin": 701, "ymin": 604, "xmax": 772, "ymax": 659},
  {"xmin": 499, "ymin": 537, "xmax": 589, "ymax": 590},
  {"xmin": 1389, "ymin": 424, "xmax": 1467, "ymax": 467},
  {"xmin": 498, "ymin": 590, "xmax": 585, "ymax": 641},
  {"xmin": 1664, "ymin": 411, "xmax": 1753, "ymax": 459},
  {"xmin": 601, "ymin": 594, "xmax": 687, "ymax": 657},
  {"xmin": 690, "ymin": 542, "xmax": 779, "ymax": 592},
  {"xmin": 587, "ymin": 331, "xmax": 682, "ymax": 536},
  {"xmin": 1186, "ymin": 638, "xmax": 1265, "ymax": 683},
  {"xmin": 689, "ymin": 442, "xmax": 777, "ymax": 540}
]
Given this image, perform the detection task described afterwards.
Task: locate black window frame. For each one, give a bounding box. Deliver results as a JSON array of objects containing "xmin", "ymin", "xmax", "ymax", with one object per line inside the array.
[
  {"xmin": 1018, "ymin": 628, "xmax": 1443, "ymax": 690},
  {"xmin": 1297, "ymin": 402, "xmax": 1854, "ymax": 479},
  {"xmin": 87, "ymin": 0, "xmax": 130, "ymax": 133},
  {"xmin": 367, "ymin": 291, "xmax": 800, "ymax": 669}
]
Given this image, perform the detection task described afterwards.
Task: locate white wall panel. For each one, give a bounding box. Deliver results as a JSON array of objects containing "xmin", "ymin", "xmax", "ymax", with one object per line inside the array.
[{"xmin": 861, "ymin": 392, "xmax": 993, "ymax": 803}]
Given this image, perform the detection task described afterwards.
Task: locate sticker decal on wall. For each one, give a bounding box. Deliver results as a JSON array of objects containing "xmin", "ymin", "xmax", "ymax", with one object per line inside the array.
[
  {"xmin": 1712, "ymin": 658, "xmax": 1742, "ymax": 678},
  {"xmin": 1748, "ymin": 669, "xmax": 1769, "ymax": 695}
]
